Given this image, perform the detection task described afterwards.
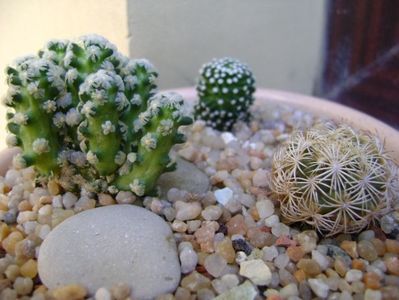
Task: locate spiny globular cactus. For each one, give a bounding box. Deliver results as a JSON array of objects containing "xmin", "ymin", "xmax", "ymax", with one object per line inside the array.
[
  {"xmin": 271, "ymin": 122, "xmax": 398, "ymax": 236},
  {"xmin": 3, "ymin": 34, "xmax": 192, "ymax": 196},
  {"xmin": 194, "ymin": 57, "xmax": 255, "ymax": 131}
]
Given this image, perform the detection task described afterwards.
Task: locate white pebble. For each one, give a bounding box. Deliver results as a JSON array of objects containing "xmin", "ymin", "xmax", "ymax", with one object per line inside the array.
[
  {"xmin": 52, "ymin": 195, "xmax": 63, "ymax": 208},
  {"xmin": 201, "ymin": 205, "xmax": 222, "ymax": 221},
  {"xmin": 364, "ymin": 289, "xmax": 382, "ymax": 300},
  {"xmin": 262, "ymin": 246, "xmax": 279, "ymax": 261},
  {"xmin": 221, "ymin": 132, "xmax": 237, "ymax": 144},
  {"xmin": 212, "ymin": 274, "xmax": 239, "ymax": 294},
  {"xmin": 256, "ymin": 199, "xmax": 274, "ymax": 219},
  {"xmin": 308, "ymin": 278, "xmax": 329, "ymax": 298},
  {"xmin": 214, "ymin": 187, "xmax": 233, "ymax": 206},
  {"xmin": 312, "ymin": 250, "xmax": 330, "ymax": 270},
  {"xmin": 187, "ymin": 220, "xmax": 201, "ymax": 233},
  {"xmin": 345, "ymin": 269, "xmax": 363, "ymax": 282},
  {"xmin": 271, "ymin": 223, "xmax": 290, "ymax": 237},
  {"xmin": 179, "ymin": 247, "xmax": 198, "ymax": 274},
  {"xmin": 115, "ymin": 191, "xmax": 136, "ymax": 204},
  {"xmin": 174, "ymin": 201, "xmax": 202, "ymax": 221},
  {"xmin": 171, "ymin": 220, "xmax": 187, "ymax": 233},
  {"xmin": 17, "ymin": 211, "xmax": 37, "ymax": 224},
  {"xmin": 280, "ymin": 283, "xmax": 299, "ymax": 298},
  {"xmin": 95, "ymin": 287, "xmax": 112, "ymax": 300},
  {"xmin": 62, "ymin": 192, "xmax": 78, "ymax": 209},
  {"xmin": 252, "ymin": 169, "xmax": 269, "ymax": 187},
  {"xmin": 274, "ymin": 254, "xmax": 289, "ymax": 269},
  {"xmin": 239, "ymin": 259, "xmax": 272, "ymax": 286},
  {"xmin": 264, "ymin": 215, "xmax": 279, "ymax": 227},
  {"xmin": 74, "ymin": 197, "xmax": 96, "ymax": 212},
  {"xmin": 38, "ymin": 224, "xmax": 52, "ymax": 240},
  {"xmin": 204, "ymin": 254, "xmax": 227, "ymax": 278}
]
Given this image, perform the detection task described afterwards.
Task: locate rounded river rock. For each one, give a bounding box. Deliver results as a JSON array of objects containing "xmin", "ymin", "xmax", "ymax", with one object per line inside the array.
[{"xmin": 38, "ymin": 205, "xmax": 181, "ymax": 299}]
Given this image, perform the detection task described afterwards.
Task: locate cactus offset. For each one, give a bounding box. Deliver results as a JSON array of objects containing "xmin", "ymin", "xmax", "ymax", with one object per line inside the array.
[
  {"xmin": 194, "ymin": 57, "xmax": 255, "ymax": 131},
  {"xmin": 3, "ymin": 34, "xmax": 192, "ymax": 196},
  {"xmin": 271, "ymin": 122, "xmax": 398, "ymax": 236}
]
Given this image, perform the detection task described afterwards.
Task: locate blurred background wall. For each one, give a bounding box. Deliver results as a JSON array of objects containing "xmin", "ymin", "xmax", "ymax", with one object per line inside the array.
[
  {"xmin": 128, "ymin": 0, "xmax": 327, "ymax": 94},
  {"xmin": 0, "ymin": 0, "xmax": 327, "ymax": 149}
]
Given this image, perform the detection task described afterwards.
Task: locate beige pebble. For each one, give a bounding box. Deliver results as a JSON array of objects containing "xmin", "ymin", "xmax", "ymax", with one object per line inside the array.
[{"xmin": 51, "ymin": 284, "xmax": 87, "ymax": 300}]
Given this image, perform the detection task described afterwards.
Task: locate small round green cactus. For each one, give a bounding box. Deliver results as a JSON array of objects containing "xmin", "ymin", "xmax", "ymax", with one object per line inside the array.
[
  {"xmin": 3, "ymin": 34, "xmax": 192, "ymax": 196},
  {"xmin": 194, "ymin": 57, "xmax": 255, "ymax": 131},
  {"xmin": 271, "ymin": 122, "xmax": 398, "ymax": 236}
]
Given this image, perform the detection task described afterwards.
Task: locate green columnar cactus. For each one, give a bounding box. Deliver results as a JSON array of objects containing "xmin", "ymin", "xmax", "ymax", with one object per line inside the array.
[
  {"xmin": 271, "ymin": 122, "xmax": 398, "ymax": 236},
  {"xmin": 194, "ymin": 57, "xmax": 255, "ymax": 131},
  {"xmin": 3, "ymin": 34, "xmax": 192, "ymax": 196}
]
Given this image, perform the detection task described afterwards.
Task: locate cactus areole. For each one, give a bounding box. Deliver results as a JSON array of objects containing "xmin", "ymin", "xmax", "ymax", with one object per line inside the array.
[
  {"xmin": 194, "ymin": 57, "xmax": 255, "ymax": 131},
  {"xmin": 3, "ymin": 35, "xmax": 192, "ymax": 196}
]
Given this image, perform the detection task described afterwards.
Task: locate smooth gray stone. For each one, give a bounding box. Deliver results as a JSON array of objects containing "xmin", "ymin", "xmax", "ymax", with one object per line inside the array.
[
  {"xmin": 157, "ymin": 158, "xmax": 210, "ymax": 196},
  {"xmin": 38, "ymin": 205, "xmax": 180, "ymax": 300}
]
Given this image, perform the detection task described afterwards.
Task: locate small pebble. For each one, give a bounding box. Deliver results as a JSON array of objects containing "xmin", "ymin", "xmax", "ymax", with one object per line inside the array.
[
  {"xmin": 115, "ymin": 191, "xmax": 136, "ymax": 204},
  {"xmin": 232, "ymin": 238, "xmax": 252, "ymax": 255},
  {"xmin": 51, "ymin": 284, "xmax": 87, "ymax": 300},
  {"xmin": 264, "ymin": 215, "xmax": 279, "ymax": 227},
  {"xmin": 294, "ymin": 231, "xmax": 317, "ymax": 253},
  {"xmin": 13, "ymin": 277, "xmax": 33, "ymax": 296},
  {"xmin": 271, "ymin": 223, "xmax": 290, "ymax": 237},
  {"xmin": 201, "ymin": 205, "xmax": 222, "ymax": 221},
  {"xmin": 226, "ymin": 215, "xmax": 247, "ymax": 236},
  {"xmin": 358, "ymin": 240, "xmax": 378, "ymax": 262},
  {"xmin": 263, "ymin": 246, "xmax": 279, "ymax": 261},
  {"xmin": 345, "ymin": 269, "xmax": 363, "ymax": 282},
  {"xmin": 110, "ymin": 282, "xmax": 131, "ymax": 300},
  {"xmin": 297, "ymin": 259, "xmax": 321, "ymax": 277},
  {"xmin": 311, "ymin": 250, "xmax": 330, "ymax": 270},
  {"xmin": 280, "ymin": 282, "xmax": 299, "ymax": 298},
  {"xmin": 252, "ymin": 169, "xmax": 269, "ymax": 187},
  {"xmin": 180, "ymin": 245, "xmax": 198, "ymax": 274},
  {"xmin": 308, "ymin": 278, "xmax": 329, "ymax": 298},
  {"xmin": 181, "ymin": 271, "xmax": 211, "ymax": 292},
  {"xmin": 175, "ymin": 201, "xmax": 202, "ymax": 221},
  {"xmin": 239, "ymin": 259, "xmax": 272, "ymax": 286},
  {"xmin": 62, "ymin": 192, "xmax": 78, "ymax": 209},
  {"xmin": 214, "ymin": 188, "xmax": 233, "ymax": 206},
  {"xmin": 340, "ymin": 240, "xmax": 358, "ymax": 258},
  {"xmin": 364, "ymin": 289, "xmax": 382, "ymax": 300},
  {"xmin": 97, "ymin": 194, "xmax": 115, "ymax": 206},
  {"xmin": 286, "ymin": 246, "xmax": 305, "ymax": 262},
  {"xmin": 215, "ymin": 237, "xmax": 236, "ymax": 264},
  {"xmin": 95, "ymin": 287, "xmax": 112, "ymax": 300},
  {"xmin": 255, "ymin": 198, "xmax": 274, "ymax": 220}
]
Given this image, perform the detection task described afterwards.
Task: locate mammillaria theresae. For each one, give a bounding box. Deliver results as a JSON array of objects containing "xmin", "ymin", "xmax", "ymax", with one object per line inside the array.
[
  {"xmin": 194, "ymin": 57, "xmax": 255, "ymax": 131},
  {"xmin": 3, "ymin": 34, "xmax": 192, "ymax": 196},
  {"xmin": 271, "ymin": 122, "xmax": 398, "ymax": 236}
]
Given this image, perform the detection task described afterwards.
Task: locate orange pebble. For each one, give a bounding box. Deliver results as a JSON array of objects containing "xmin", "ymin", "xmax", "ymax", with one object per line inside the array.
[
  {"xmin": 294, "ymin": 269, "xmax": 307, "ymax": 282},
  {"xmin": 352, "ymin": 259, "xmax": 365, "ymax": 271},
  {"xmin": 363, "ymin": 272, "xmax": 381, "ymax": 289}
]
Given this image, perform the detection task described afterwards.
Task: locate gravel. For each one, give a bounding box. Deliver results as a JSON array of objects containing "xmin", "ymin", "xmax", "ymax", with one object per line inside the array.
[{"xmin": 0, "ymin": 103, "xmax": 398, "ymax": 299}]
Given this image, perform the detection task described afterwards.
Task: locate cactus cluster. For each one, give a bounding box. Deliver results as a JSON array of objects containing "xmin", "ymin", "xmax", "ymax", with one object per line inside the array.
[
  {"xmin": 194, "ymin": 57, "xmax": 255, "ymax": 131},
  {"xmin": 3, "ymin": 34, "xmax": 192, "ymax": 196},
  {"xmin": 271, "ymin": 122, "xmax": 398, "ymax": 236}
]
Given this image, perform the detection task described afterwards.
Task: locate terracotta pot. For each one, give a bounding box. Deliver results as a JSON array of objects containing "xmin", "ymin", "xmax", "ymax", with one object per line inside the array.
[{"xmin": 0, "ymin": 88, "xmax": 398, "ymax": 176}]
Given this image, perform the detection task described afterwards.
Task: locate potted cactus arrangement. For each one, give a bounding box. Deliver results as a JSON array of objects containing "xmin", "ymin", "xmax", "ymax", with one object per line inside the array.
[{"xmin": 0, "ymin": 35, "xmax": 399, "ymax": 300}]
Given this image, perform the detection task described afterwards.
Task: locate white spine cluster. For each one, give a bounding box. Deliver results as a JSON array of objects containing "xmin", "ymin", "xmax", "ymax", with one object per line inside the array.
[{"xmin": 32, "ymin": 138, "xmax": 50, "ymax": 154}]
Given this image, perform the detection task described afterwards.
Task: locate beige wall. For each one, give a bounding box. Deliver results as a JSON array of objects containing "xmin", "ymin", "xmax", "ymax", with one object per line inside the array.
[
  {"xmin": 128, "ymin": 0, "xmax": 327, "ymax": 93},
  {"xmin": 0, "ymin": 0, "xmax": 326, "ymax": 150},
  {"xmin": 0, "ymin": 0, "xmax": 129, "ymax": 149}
]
